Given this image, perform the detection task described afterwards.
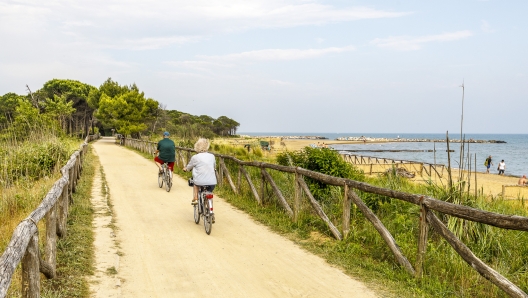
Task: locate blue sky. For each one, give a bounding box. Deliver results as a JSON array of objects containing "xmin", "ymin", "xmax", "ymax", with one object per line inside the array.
[{"xmin": 1, "ymin": 0, "xmax": 527, "ymax": 134}]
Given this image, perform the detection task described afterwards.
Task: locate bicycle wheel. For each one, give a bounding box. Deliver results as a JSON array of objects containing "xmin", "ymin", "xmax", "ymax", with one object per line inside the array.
[
  {"xmin": 203, "ymin": 202, "xmax": 212, "ymax": 235},
  {"xmin": 165, "ymin": 171, "xmax": 172, "ymax": 192},
  {"xmin": 193, "ymin": 200, "xmax": 200, "ymax": 224},
  {"xmin": 158, "ymin": 170, "xmax": 163, "ymax": 188}
]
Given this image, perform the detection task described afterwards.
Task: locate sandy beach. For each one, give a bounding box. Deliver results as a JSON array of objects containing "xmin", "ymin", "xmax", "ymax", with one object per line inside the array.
[{"xmin": 217, "ymin": 137, "xmax": 528, "ymax": 200}]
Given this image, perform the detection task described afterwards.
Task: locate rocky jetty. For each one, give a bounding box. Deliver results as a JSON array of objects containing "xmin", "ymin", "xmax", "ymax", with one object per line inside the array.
[{"xmin": 335, "ymin": 136, "xmax": 506, "ymax": 144}]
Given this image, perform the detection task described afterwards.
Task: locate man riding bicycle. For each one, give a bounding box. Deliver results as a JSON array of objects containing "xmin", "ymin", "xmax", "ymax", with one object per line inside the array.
[
  {"xmin": 183, "ymin": 138, "xmax": 217, "ymax": 206},
  {"xmin": 154, "ymin": 131, "xmax": 176, "ymax": 178}
]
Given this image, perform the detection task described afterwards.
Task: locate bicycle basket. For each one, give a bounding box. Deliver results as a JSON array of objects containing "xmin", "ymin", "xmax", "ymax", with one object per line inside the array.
[{"xmin": 188, "ymin": 178, "xmax": 194, "ymax": 187}]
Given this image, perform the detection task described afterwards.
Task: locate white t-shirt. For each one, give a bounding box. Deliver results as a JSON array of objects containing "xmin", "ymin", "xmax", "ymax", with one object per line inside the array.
[
  {"xmin": 186, "ymin": 152, "xmax": 217, "ymax": 186},
  {"xmin": 499, "ymin": 162, "xmax": 506, "ymax": 170}
]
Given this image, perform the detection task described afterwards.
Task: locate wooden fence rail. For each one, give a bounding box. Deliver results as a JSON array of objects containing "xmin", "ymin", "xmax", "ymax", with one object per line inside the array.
[
  {"xmin": 0, "ymin": 134, "xmax": 99, "ymax": 298},
  {"xmin": 340, "ymin": 153, "xmax": 446, "ymax": 178},
  {"xmin": 123, "ymin": 138, "xmax": 528, "ymax": 297}
]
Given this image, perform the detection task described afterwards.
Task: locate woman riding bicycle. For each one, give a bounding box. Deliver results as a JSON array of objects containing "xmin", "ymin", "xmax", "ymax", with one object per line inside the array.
[{"xmin": 183, "ymin": 138, "xmax": 217, "ymax": 205}]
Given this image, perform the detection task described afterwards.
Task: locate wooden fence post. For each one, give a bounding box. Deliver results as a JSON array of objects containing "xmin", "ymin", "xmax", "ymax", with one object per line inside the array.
[
  {"xmin": 220, "ymin": 159, "xmax": 237, "ymax": 194},
  {"xmin": 294, "ymin": 172, "xmax": 301, "ymax": 222},
  {"xmin": 237, "ymin": 166, "xmax": 241, "ymax": 190},
  {"xmin": 240, "ymin": 166, "xmax": 261, "ymax": 204},
  {"xmin": 261, "ymin": 168, "xmax": 293, "ymax": 218},
  {"xmin": 218, "ymin": 158, "xmax": 224, "ymax": 186},
  {"xmin": 260, "ymin": 168, "xmax": 266, "ymax": 203},
  {"xmin": 426, "ymin": 211, "xmax": 527, "ymax": 297},
  {"xmin": 348, "ymin": 189, "xmax": 415, "ymax": 275},
  {"xmin": 45, "ymin": 204, "xmax": 57, "ymax": 278},
  {"xmin": 297, "ymin": 176, "xmax": 342, "ymax": 240},
  {"xmin": 22, "ymin": 231, "xmax": 40, "ymax": 298},
  {"xmin": 342, "ymin": 184, "xmax": 351, "ymax": 238},
  {"xmin": 415, "ymin": 200, "xmax": 429, "ymax": 278}
]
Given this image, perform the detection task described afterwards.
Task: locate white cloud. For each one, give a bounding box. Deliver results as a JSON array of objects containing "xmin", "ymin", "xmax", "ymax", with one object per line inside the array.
[
  {"xmin": 270, "ymin": 79, "xmax": 293, "ymax": 85},
  {"xmin": 104, "ymin": 36, "xmax": 203, "ymax": 50},
  {"xmin": 0, "ymin": 1, "xmax": 410, "ymax": 50},
  {"xmin": 371, "ymin": 30, "xmax": 473, "ymax": 51},
  {"xmin": 198, "ymin": 46, "xmax": 355, "ymax": 62},
  {"xmin": 481, "ymin": 20, "xmax": 496, "ymax": 33}
]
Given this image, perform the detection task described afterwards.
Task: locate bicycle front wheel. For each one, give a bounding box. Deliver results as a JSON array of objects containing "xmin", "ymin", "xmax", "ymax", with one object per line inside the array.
[{"xmin": 158, "ymin": 171, "xmax": 163, "ymax": 188}]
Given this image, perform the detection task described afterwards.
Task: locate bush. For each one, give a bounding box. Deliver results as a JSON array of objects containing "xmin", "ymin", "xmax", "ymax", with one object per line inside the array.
[{"xmin": 277, "ymin": 147, "xmax": 365, "ymax": 203}]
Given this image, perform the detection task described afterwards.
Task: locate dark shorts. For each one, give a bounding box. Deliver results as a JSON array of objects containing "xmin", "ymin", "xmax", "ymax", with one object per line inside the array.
[
  {"xmin": 197, "ymin": 185, "xmax": 215, "ymax": 192},
  {"xmin": 487, "ymin": 164, "xmax": 491, "ymax": 169},
  {"xmin": 154, "ymin": 156, "xmax": 174, "ymax": 171}
]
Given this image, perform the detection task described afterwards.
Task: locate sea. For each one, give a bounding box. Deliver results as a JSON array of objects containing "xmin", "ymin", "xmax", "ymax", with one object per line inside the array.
[{"xmin": 239, "ymin": 133, "xmax": 528, "ymax": 178}]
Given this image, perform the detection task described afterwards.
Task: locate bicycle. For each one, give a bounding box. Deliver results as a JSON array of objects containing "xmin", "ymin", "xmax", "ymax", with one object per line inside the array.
[
  {"xmin": 157, "ymin": 162, "xmax": 172, "ymax": 192},
  {"xmin": 189, "ymin": 179, "xmax": 215, "ymax": 235}
]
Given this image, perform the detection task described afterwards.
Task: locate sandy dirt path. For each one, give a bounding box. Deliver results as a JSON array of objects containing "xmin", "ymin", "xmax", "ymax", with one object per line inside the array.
[{"xmin": 91, "ymin": 138, "xmax": 378, "ymax": 298}]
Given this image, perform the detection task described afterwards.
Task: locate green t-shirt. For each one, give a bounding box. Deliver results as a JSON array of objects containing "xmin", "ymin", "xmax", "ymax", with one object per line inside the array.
[{"xmin": 157, "ymin": 138, "xmax": 176, "ymax": 162}]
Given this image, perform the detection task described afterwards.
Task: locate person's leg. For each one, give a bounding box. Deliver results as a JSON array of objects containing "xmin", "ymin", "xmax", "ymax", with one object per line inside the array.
[
  {"xmin": 167, "ymin": 162, "xmax": 175, "ymax": 178},
  {"xmin": 192, "ymin": 185, "xmax": 198, "ymax": 204},
  {"xmin": 154, "ymin": 156, "xmax": 163, "ymax": 172}
]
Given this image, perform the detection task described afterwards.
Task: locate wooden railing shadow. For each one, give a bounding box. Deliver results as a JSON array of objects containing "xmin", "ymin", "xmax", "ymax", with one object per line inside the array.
[
  {"xmin": 0, "ymin": 134, "xmax": 99, "ymax": 298},
  {"xmin": 126, "ymin": 138, "xmax": 527, "ymax": 297}
]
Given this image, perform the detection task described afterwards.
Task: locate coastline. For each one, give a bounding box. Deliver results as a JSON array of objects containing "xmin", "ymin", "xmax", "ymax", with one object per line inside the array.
[{"xmin": 216, "ymin": 137, "xmax": 528, "ymax": 200}]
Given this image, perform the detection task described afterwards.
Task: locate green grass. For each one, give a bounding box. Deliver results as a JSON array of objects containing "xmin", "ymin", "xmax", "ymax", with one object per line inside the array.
[
  {"xmin": 39, "ymin": 146, "xmax": 96, "ymax": 298},
  {"xmin": 125, "ymin": 140, "xmax": 528, "ymax": 297}
]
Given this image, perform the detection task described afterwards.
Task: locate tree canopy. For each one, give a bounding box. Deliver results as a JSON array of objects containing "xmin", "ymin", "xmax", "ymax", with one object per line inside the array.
[{"xmin": 1, "ymin": 77, "xmax": 240, "ymax": 140}]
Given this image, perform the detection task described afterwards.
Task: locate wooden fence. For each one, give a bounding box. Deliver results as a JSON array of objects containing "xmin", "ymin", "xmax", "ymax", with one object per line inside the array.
[
  {"xmin": 0, "ymin": 134, "xmax": 99, "ymax": 298},
  {"xmin": 340, "ymin": 153, "xmax": 446, "ymax": 178},
  {"xmin": 126, "ymin": 138, "xmax": 527, "ymax": 297}
]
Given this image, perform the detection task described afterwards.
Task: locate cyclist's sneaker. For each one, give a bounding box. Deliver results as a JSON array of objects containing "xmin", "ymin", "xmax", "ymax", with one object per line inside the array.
[
  {"xmin": 191, "ymin": 200, "xmax": 198, "ymax": 205},
  {"xmin": 212, "ymin": 214, "xmax": 215, "ymax": 223},
  {"xmin": 158, "ymin": 170, "xmax": 163, "ymax": 176}
]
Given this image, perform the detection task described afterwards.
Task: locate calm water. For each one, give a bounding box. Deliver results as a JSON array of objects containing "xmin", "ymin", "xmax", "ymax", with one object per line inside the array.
[{"xmin": 240, "ymin": 132, "xmax": 528, "ymax": 177}]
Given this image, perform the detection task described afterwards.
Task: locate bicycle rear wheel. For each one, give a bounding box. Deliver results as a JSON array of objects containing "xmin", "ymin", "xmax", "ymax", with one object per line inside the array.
[
  {"xmin": 165, "ymin": 171, "xmax": 172, "ymax": 192},
  {"xmin": 203, "ymin": 203, "xmax": 212, "ymax": 235}
]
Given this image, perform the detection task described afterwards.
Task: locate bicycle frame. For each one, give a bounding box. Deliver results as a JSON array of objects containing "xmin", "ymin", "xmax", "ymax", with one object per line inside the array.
[{"xmin": 194, "ymin": 185, "xmax": 214, "ymax": 234}]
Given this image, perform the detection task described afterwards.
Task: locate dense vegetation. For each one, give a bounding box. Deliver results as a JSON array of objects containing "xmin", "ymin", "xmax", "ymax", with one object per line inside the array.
[
  {"xmin": 192, "ymin": 144, "xmax": 528, "ymax": 297},
  {"xmin": 1, "ymin": 78, "xmax": 240, "ymax": 139}
]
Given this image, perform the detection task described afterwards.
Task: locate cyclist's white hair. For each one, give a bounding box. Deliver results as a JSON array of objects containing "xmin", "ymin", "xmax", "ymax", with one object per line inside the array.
[{"xmin": 194, "ymin": 138, "xmax": 210, "ymax": 153}]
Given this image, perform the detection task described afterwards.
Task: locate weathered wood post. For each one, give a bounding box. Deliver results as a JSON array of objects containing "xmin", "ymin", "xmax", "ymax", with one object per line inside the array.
[
  {"xmin": 296, "ymin": 176, "xmax": 342, "ymax": 240},
  {"xmin": 342, "ymin": 184, "xmax": 351, "ymax": 238},
  {"xmin": 45, "ymin": 204, "xmax": 57, "ymax": 278},
  {"xmin": 415, "ymin": 199, "xmax": 429, "ymax": 278},
  {"xmin": 22, "ymin": 231, "xmax": 40, "ymax": 298},
  {"xmin": 58, "ymin": 184, "xmax": 69, "ymax": 238},
  {"xmin": 261, "ymin": 168, "xmax": 293, "ymax": 218},
  {"xmin": 348, "ymin": 190, "xmax": 415, "ymax": 275},
  {"xmin": 260, "ymin": 167, "xmax": 266, "ymax": 203},
  {"xmin": 218, "ymin": 157, "xmax": 224, "ymax": 186},
  {"xmin": 220, "ymin": 159, "xmax": 237, "ymax": 194},
  {"xmin": 240, "ymin": 166, "xmax": 261, "ymax": 204},
  {"xmin": 294, "ymin": 172, "xmax": 301, "ymax": 222},
  {"xmin": 237, "ymin": 165, "xmax": 242, "ymax": 191}
]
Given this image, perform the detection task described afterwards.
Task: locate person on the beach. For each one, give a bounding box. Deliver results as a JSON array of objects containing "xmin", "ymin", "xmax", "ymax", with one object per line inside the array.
[
  {"xmin": 498, "ymin": 160, "xmax": 506, "ymax": 175},
  {"xmin": 518, "ymin": 175, "xmax": 527, "ymax": 185},
  {"xmin": 485, "ymin": 155, "xmax": 493, "ymax": 174}
]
